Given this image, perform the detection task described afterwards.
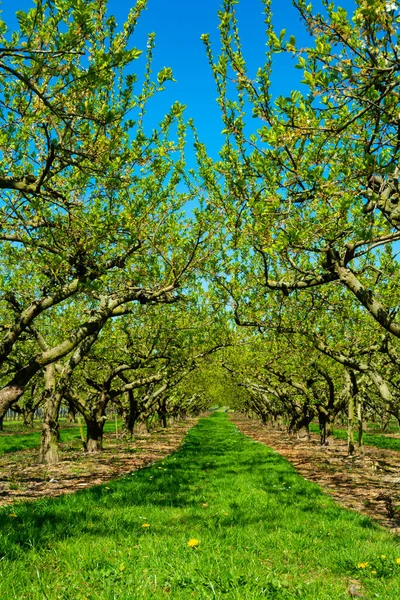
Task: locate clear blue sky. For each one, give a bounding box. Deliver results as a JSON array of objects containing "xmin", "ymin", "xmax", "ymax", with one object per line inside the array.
[{"xmin": 0, "ymin": 0, "xmax": 356, "ymax": 159}]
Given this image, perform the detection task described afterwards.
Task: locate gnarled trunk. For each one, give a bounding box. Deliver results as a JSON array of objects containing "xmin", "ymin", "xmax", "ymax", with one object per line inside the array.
[
  {"xmin": 40, "ymin": 365, "xmax": 61, "ymax": 465},
  {"xmin": 122, "ymin": 390, "xmax": 140, "ymax": 439},
  {"xmin": 344, "ymin": 369, "xmax": 358, "ymax": 456},
  {"xmin": 288, "ymin": 403, "xmax": 315, "ymax": 440},
  {"xmin": 347, "ymin": 393, "xmax": 355, "ymax": 455},
  {"xmin": 23, "ymin": 407, "xmax": 35, "ymax": 428},
  {"xmin": 318, "ymin": 408, "xmax": 334, "ymax": 446},
  {"xmin": 86, "ymin": 417, "xmax": 105, "ymax": 453},
  {"xmin": 158, "ymin": 404, "xmax": 168, "ymax": 428}
]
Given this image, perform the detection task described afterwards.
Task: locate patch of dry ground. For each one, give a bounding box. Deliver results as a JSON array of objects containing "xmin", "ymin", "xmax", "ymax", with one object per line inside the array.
[
  {"xmin": 0, "ymin": 419, "xmax": 197, "ymax": 506},
  {"xmin": 231, "ymin": 414, "xmax": 400, "ymax": 531}
]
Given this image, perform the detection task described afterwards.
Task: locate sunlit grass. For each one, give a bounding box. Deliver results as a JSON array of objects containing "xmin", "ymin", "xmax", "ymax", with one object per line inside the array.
[
  {"xmin": 1, "ymin": 413, "xmax": 400, "ymax": 598},
  {"xmin": 309, "ymin": 423, "xmax": 400, "ymax": 452},
  {"xmin": 0, "ymin": 420, "xmax": 120, "ymax": 455}
]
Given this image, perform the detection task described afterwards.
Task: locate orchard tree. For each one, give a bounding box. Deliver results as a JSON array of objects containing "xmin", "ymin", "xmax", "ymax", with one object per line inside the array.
[
  {"xmin": 0, "ymin": 0, "xmax": 211, "ymax": 420},
  {"xmin": 201, "ymin": 0, "xmax": 400, "ymax": 341}
]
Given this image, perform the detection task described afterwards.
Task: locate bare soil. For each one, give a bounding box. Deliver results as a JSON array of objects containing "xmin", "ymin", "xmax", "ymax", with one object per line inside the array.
[
  {"xmin": 231, "ymin": 414, "xmax": 400, "ymax": 532},
  {"xmin": 0, "ymin": 419, "xmax": 197, "ymax": 507}
]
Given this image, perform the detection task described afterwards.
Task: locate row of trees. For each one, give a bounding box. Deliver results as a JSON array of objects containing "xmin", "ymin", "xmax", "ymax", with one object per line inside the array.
[
  {"xmin": 0, "ymin": 0, "xmax": 228, "ymax": 462},
  {"xmin": 2, "ymin": 0, "xmax": 400, "ymax": 461},
  {"xmin": 201, "ymin": 0, "xmax": 400, "ymax": 453}
]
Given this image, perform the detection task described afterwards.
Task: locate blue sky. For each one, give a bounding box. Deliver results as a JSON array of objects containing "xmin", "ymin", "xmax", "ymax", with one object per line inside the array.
[{"xmin": 0, "ymin": 0, "xmax": 356, "ymax": 159}]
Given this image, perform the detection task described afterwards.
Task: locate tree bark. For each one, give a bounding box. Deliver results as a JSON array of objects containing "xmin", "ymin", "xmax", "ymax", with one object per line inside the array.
[
  {"xmin": 357, "ymin": 398, "xmax": 364, "ymax": 455},
  {"xmin": 86, "ymin": 417, "xmax": 105, "ymax": 453},
  {"xmin": 344, "ymin": 369, "xmax": 357, "ymax": 456},
  {"xmin": 23, "ymin": 405, "xmax": 35, "ymax": 428},
  {"xmin": 347, "ymin": 394, "xmax": 355, "ymax": 455},
  {"xmin": 123, "ymin": 390, "xmax": 140, "ymax": 439},
  {"xmin": 39, "ymin": 364, "xmax": 61, "ymax": 465},
  {"xmin": 158, "ymin": 399, "xmax": 168, "ymax": 428}
]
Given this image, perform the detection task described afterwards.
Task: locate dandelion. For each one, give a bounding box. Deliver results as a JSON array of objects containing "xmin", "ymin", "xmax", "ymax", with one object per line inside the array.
[
  {"xmin": 357, "ymin": 562, "xmax": 369, "ymax": 568},
  {"xmin": 187, "ymin": 538, "xmax": 199, "ymax": 547},
  {"xmin": 381, "ymin": 555, "xmax": 387, "ymax": 559},
  {"xmin": 9, "ymin": 513, "xmax": 17, "ymax": 518},
  {"xmin": 119, "ymin": 564, "xmax": 125, "ymax": 572},
  {"xmin": 397, "ymin": 558, "xmax": 400, "ymax": 564},
  {"xmin": 141, "ymin": 523, "xmax": 150, "ymax": 528},
  {"xmin": 371, "ymin": 570, "xmax": 377, "ymax": 574}
]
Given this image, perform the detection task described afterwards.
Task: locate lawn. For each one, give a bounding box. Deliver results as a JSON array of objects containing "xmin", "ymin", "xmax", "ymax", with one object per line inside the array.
[
  {"xmin": 0, "ymin": 420, "xmax": 120, "ymax": 454},
  {"xmin": 309, "ymin": 423, "xmax": 400, "ymax": 452},
  {"xmin": 1, "ymin": 413, "xmax": 400, "ymax": 599}
]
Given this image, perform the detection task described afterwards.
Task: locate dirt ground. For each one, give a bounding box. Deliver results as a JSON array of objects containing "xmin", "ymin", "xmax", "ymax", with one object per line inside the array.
[
  {"xmin": 231, "ymin": 415, "xmax": 400, "ymax": 532},
  {"xmin": 3, "ymin": 414, "xmax": 400, "ymax": 532},
  {"xmin": 0, "ymin": 418, "xmax": 197, "ymax": 507}
]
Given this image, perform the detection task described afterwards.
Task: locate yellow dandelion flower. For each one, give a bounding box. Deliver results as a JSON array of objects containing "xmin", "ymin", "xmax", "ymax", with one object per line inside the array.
[
  {"xmin": 9, "ymin": 513, "xmax": 17, "ymax": 518},
  {"xmin": 141, "ymin": 523, "xmax": 150, "ymax": 528},
  {"xmin": 357, "ymin": 562, "xmax": 368, "ymax": 568},
  {"xmin": 371, "ymin": 570, "xmax": 377, "ymax": 574},
  {"xmin": 381, "ymin": 555, "xmax": 387, "ymax": 559},
  {"xmin": 396, "ymin": 558, "xmax": 400, "ymax": 565},
  {"xmin": 187, "ymin": 538, "xmax": 199, "ymax": 547}
]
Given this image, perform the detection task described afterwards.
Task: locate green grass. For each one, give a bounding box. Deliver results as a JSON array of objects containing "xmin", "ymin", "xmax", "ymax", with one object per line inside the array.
[
  {"xmin": 309, "ymin": 423, "xmax": 400, "ymax": 452},
  {"xmin": 1, "ymin": 413, "xmax": 400, "ymax": 599},
  {"xmin": 0, "ymin": 420, "xmax": 120, "ymax": 454}
]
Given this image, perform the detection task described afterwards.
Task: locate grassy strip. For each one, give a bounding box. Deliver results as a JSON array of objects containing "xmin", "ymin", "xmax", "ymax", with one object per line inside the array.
[
  {"xmin": 0, "ymin": 421, "xmax": 119, "ymax": 455},
  {"xmin": 1, "ymin": 413, "xmax": 400, "ymax": 599},
  {"xmin": 309, "ymin": 423, "xmax": 400, "ymax": 452}
]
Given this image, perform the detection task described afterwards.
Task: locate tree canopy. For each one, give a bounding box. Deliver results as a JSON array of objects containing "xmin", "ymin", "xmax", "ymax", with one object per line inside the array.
[{"xmin": 2, "ymin": 0, "xmax": 400, "ymax": 461}]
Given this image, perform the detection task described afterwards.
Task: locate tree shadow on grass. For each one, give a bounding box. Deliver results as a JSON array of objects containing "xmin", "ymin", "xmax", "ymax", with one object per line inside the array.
[{"xmin": 0, "ymin": 414, "xmax": 379, "ymax": 562}]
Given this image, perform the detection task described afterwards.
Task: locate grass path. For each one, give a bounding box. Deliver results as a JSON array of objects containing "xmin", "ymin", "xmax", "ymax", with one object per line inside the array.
[{"xmin": 1, "ymin": 413, "xmax": 400, "ymax": 599}]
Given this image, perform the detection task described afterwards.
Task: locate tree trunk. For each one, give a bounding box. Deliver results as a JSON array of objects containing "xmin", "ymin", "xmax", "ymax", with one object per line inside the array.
[
  {"xmin": 318, "ymin": 410, "xmax": 327, "ymax": 445},
  {"xmin": 0, "ymin": 415, "xmax": 3, "ymax": 430},
  {"xmin": 40, "ymin": 365, "xmax": 61, "ymax": 465},
  {"xmin": 123, "ymin": 390, "xmax": 140, "ymax": 439},
  {"xmin": 318, "ymin": 409, "xmax": 335, "ymax": 446},
  {"xmin": 357, "ymin": 399, "xmax": 364, "ymax": 455},
  {"xmin": 347, "ymin": 388, "xmax": 355, "ymax": 456},
  {"xmin": 67, "ymin": 402, "xmax": 77, "ymax": 423},
  {"xmin": 158, "ymin": 410, "xmax": 167, "ymax": 428},
  {"xmin": 86, "ymin": 417, "xmax": 105, "ymax": 453},
  {"xmin": 325, "ymin": 416, "xmax": 334, "ymax": 446},
  {"xmin": 23, "ymin": 407, "xmax": 34, "ymax": 428},
  {"xmin": 344, "ymin": 369, "xmax": 357, "ymax": 456},
  {"xmin": 288, "ymin": 416, "xmax": 311, "ymax": 439}
]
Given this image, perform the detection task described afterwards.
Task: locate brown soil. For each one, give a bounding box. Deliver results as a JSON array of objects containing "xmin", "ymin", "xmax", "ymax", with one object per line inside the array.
[
  {"xmin": 0, "ymin": 419, "xmax": 197, "ymax": 507},
  {"xmin": 231, "ymin": 415, "xmax": 400, "ymax": 532}
]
